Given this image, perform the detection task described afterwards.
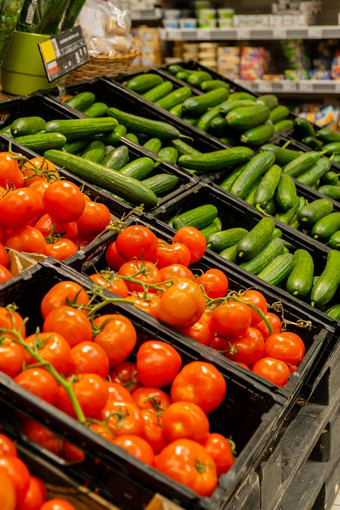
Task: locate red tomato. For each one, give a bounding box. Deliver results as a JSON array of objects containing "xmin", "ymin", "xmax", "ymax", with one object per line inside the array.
[
  {"xmin": 62, "ymin": 442, "xmax": 85, "ymax": 463},
  {"xmin": 105, "ymin": 241, "xmax": 126, "ymax": 270},
  {"xmin": 88, "ymin": 272, "xmax": 129, "ymax": 298},
  {"xmin": 129, "ymin": 292, "xmax": 161, "ymax": 319},
  {"xmin": 56, "ymin": 373, "xmax": 108, "ymax": 419},
  {"xmin": 173, "ymin": 226, "xmax": 207, "ymax": 263},
  {"xmin": 88, "ymin": 422, "xmax": 115, "ymax": 444},
  {"xmin": 155, "ymin": 439, "xmax": 218, "ymax": 497},
  {"xmin": 211, "ymin": 301, "xmax": 252, "ymax": 339},
  {"xmin": 136, "ymin": 340, "xmax": 182, "ymax": 388},
  {"xmin": 182, "ymin": 312, "xmax": 214, "ymax": 347},
  {"xmin": 115, "ymin": 225, "xmax": 158, "ymax": 262},
  {"xmin": 76, "ymin": 201, "xmax": 111, "ymax": 240},
  {"xmin": 46, "ymin": 239, "xmax": 78, "ymax": 261},
  {"xmin": 106, "ymin": 382, "xmax": 135, "ymax": 404},
  {"xmin": 29, "ymin": 180, "xmax": 49, "ymax": 200},
  {"xmin": 0, "ymin": 468, "xmax": 16, "ymax": 510},
  {"xmin": 44, "ymin": 181, "xmax": 85, "ymax": 223},
  {"xmin": 93, "ymin": 314, "xmax": 137, "ymax": 367},
  {"xmin": 40, "ymin": 281, "xmax": 90, "ymax": 320},
  {"xmin": 99, "ymin": 400, "xmax": 144, "ymax": 437},
  {"xmin": 264, "ymin": 332, "xmax": 305, "ymax": 365},
  {"xmin": 252, "ymin": 357, "xmax": 290, "ymax": 387},
  {"xmin": 157, "ymin": 278, "xmax": 206, "ymax": 330},
  {"xmin": 196, "ymin": 269, "xmax": 229, "ymax": 299},
  {"xmin": 17, "ymin": 474, "xmax": 46, "ymax": 510},
  {"xmin": 69, "ymin": 342, "xmax": 110, "ymax": 379},
  {"xmin": 14, "ymin": 368, "xmax": 59, "ymax": 405},
  {"xmin": 118, "ymin": 259, "xmax": 162, "ymax": 294},
  {"xmin": 132, "ymin": 387, "xmax": 171, "ymax": 412},
  {"xmin": 21, "ymin": 157, "xmax": 57, "ymax": 186},
  {"xmin": 210, "ymin": 335, "xmax": 229, "ymax": 354},
  {"xmin": 113, "ymin": 435, "xmax": 155, "ymax": 466},
  {"xmin": 0, "ymin": 188, "xmax": 43, "ymax": 230},
  {"xmin": 239, "ymin": 290, "xmax": 268, "ymax": 326},
  {"xmin": 224, "ymin": 327, "xmax": 265, "ymax": 366},
  {"xmin": 162, "ymin": 401, "xmax": 209, "ymax": 442},
  {"xmin": 140, "ymin": 410, "xmax": 167, "ymax": 454},
  {"xmin": 203, "ymin": 433, "xmax": 235, "ymax": 476},
  {"xmin": 156, "ymin": 241, "xmax": 191, "ymax": 269},
  {"xmin": 234, "ymin": 361, "xmax": 250, "ymax": 370},
  {"xmin": 6, "ymin": 226, "xmax": 47, "ymax": 255},
  {"xmin": 20, "ymin": 420, "xmax": 62, "ymax": 457},
  {"xmin": 109, "ymin": 361, "xmax": 140, "ymax": 392},
  {"xmin": 0, "ymin": 456, "xmax": 30, "ymax": 507},
  {"xmin": 24, "ymin": 332, "xmax": 71, "ymax": 374},
  {"xmin": 159, "ymin": 264, "xmax": 195, "ymax": 282},
  {"xmin": 0, "ymin": 434, "xmax": 17, "ymax": 457},
  {"xmin": 0, "ymin": 264, "xmax": 12, "ymax": 284},
  {"xmin": 0, "ymin": 307, "xmax": 26, "ymax": 339},
  {"xmin": 35, "ymin": 214, "xmax": 79, "ymax": 242},
  {"xmin": 0, "ymin": 242, "xmax": 8, "ymax": 267},
  {"xmin": 42, "ymin": 305, "xmax": 93, "ymax": 347},
  {"xmin": 255, "ymin": 312, "xmax": 282, "ymax": 338},
  {"xmin": 0, "ymin": 152, "xmax": 24, "ymax": 189},
  {"xmin": 171, "ymin": 361, "xmax": 226, "ymax": 415},
  {"xmin": 40, "ymin": 500, "xmax": 76, "ymax": 510}
]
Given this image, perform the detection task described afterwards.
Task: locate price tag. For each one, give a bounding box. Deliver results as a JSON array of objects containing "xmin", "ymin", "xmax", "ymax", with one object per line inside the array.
[
  {"xmin": 283, "ymin": 81, "xmax": 297, "ymax": 92},
  {"xmin": 237, "ymin": 28, "xmax": 250, "ymax": 40},
  {"xmin": 301, "ymin": 81, "xmax": 313, "ymax": 92},
  {"xmin": 39, "ymin": 26, "xmax": 89, "ymax": 83},
  {"xmin": 259, "ymin": 82, "xmax": 272, "ymax": 92},
  {"xmin": 275, "ymin": 28, "xmax": 286, "ymax": 39},
  {"xmin": 169, "ymin": 30, "xmax": 182, "ymax": 40},
  {"xmin": 308, "ymin": 26, "xmax": 323, "ymax": 38}
]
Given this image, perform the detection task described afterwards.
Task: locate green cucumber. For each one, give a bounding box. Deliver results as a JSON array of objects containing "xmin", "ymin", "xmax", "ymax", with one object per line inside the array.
[
  {"xmin": 11, "ymin": 116, "xmax": 46, "ymax": 136},
  {"xmin": 317, "ymin": 128, "xmax": 340, "ymax": 144},
  {"xmin": 62, "ymin": 138, "xmax": 90, "ymax": 154},
  {"xmin": 81, "ymin": 141, "xmax": 106, "ymax": 163},
  {"xmin": 283, "ymin": 151, "xmax": 320, "ymax": 178},
  {"xmin": 143, "ymin": 138, "xmax": 162, "ymax": 154},
  {"xmin": 102, "ymin": 145, "xmax": 130, "ymax": 171},
  {"xmin": 328, "ymin": 230, "xmax": 340, "ymax": 250},
  {"xmin": 269, "ymin": 105, "xmax": 290, "ymax": 124},
  {"xmin": 239, "ymin": 237, "xmax": 285, "ymax": 275},
  {"xmin": 169, "ymin": 103, "xmax": 183, "ymax": 118},
  {"xmin": 201, "ymin": 80, "xmax": 229, "ymax": 93},
  {"xmin": 172, "ymin": 204, "xmax": 218, "ymax": 230},
  {"xmin": 156, "ymin": 87, "xmax": 192, "ymax": 111},
  {"xmin": 301, "ymin": 136, "xmax": 323, "ymax": 150},
  {"xmin": 182, "ymin": 88, "xmax": 230, "ymax": 117},
  {"xmin": 275, "ymin": 196, "xmax": 300, "ymax": 224},
  {"xmin": 311, "ymin": 212, "xmax": 340, "ymax": 240},
  {"xmin": 45, "ymin": 118, "xmax": 118, "ymax": 141},
  {"xmin": 172, "ymin": 139, "xmax": 201, "ymax": 156},
  {"xmin": 270, "ymin": 228, "xmax": 283, "ymax": 240},
  {"xmin": 262, "ymin": 199, "xmax": 276, "ymax": 216},
  {"xmin": 210, "ymin": 117, "xmax": 229, "ymax": 137},
  {"xmin": 143, "ymin": 81, "xmax": 174, "ymax": 102},
  {"xmin": 15, "ymin": 133, "xmax": 67, "ymax": 151},
  {"xmin": 126, "ymin": 74, "xmax": 163, "ymax": 93},
  {"xmin": 44, "ymin": 150, "xmax": 158, "ymax": 208},
  {"xmin": 126, "ymin": 133, "xmax": 139, "ymax": 144},
  {"xmin": 257, "ymin": 253, "xmax": 294, "ymax": 286},
  {"xmin": 196, "ymin": 108, "xmax": 221, "ymax": 132},
  {"xmin": 176, "ymin": 71, "xmax": 190, "ymax": 81},
  {"xmin": 274, "ymin": 119, "xmax": 294, "ymax": 133},
  {"xmin": 187, "ymin": 71, "xmax": 212, "ymax": 86},
  {"xmin": 219, "ymin": 164, "xmax": 247, "ymax": 192},
  {"xmin": 226, "ymin": 104, "xmax": 270, "ymax": 131},
  {"xmin": 240, "ymin": 121, "xmax": 274, "ymax": 146},
  {"xmin": 320, "ymin": 142, "xmax": 340, "ymax": 155},
  {"xmin": 107, "ymin": 108, "xmax": 180, "ymax": 141},
  {"xmin": 168, "ymin": 65, "xmax": 188, "ymax": 75},
  {"xmin": 179, "ymin": 147, "xmax": 254, "ymax": 173},
  {"xmin": 236, "ymin": 217, "xmax": 275, "ymax": 260},
  {"xmin": 228, "ymin": 92, "xmax": 255, "ymax": 102},
  {"xmin": 120, "ymin": 157, "xmax": 155, "ymax": 180},
  {"xmin": 230, "ymin": 152, "xmax": 275, "ymax": 199},
  {"xmin": 158, "ymin": 147, "xmax": 179, "ymax": 164},
  {"xmin": 260, "ymin": 144, "xmax": 302, "ymax": 166},
  {"xmin": 65, "ymin": 92, "xmax": 96, "ymax": 112},
  {"xmin": 142, "ymin": 174, "xmax": 178, "ymax": 196},
  {"xmin": 220, "ymin": 136, "xmax": 239, "ymax": 146},
  {"xmin": 245, "ymin": 181, "xmax": 259, "ymax": 206},
  {"xmin": 255, "ymin": 164, "xmax": 282, "ymax": 207},
  {"xmin": 184, "ymin": 118, "xmax": 198, "ymax": 126},
  {"xmin": 293, "ymin": 117, "xmax": 316, "ymax": 140},
  {"xmin": 256, "ymin": 94, "xmax": 278, "ymax": 110},
  {"xmin": 310, "ymin": 250, "xmax": 340, "ymax": 307},
  {"xmin": 297, "ymin": 158, "xmax": 332, "ymax": 187},
  {"xmin": 219, "ymin": 100, "xmax": 255, "ymax": 115},
  {"xmin": 286, "ymin": 249, "xmax": 314, "ymax": 297},
  {"xmin": 0, "ymin": 125, "xmax": 12, "ymax": 135},
  {"xmin": 321, "ymin": 171, "xmax": 340, "ymax": 186},
  {"xmin": 83, "ymin": 102, "xmax": 108, "ymax": 118},
  {"xmin": 219, "ymin": 244, "xmax": 238, "ymax": 263},
  {"xmin": 325, "ymin": 303, "xmax": 340, "ymax": 320},
  {"xmin": 208, "ymin": 228, "xmax": 248, "ymax": 253},
  {"xmin": 275, "ymin": 174, "xmax": 297, "ymax": 211},
  {"xmin": 200, "ymin": 218, "xmax": 222, "ymax": 240},
  {"xmin": 317, "ymin": 185, "xmax": 340, "ymax": 200}
]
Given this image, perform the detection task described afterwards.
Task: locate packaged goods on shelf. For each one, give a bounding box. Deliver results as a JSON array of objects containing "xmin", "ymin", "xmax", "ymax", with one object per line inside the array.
[
  {"xmin": 240, "ymin": 47, "xmax": 271, "ymax": 81},
  {"xmin": 294, "ymin": 104, "xmax": 339, "ymax": 130},
  {"xmin": 131, "ymin": 26, "xmax": 162, "ymax": 69}
]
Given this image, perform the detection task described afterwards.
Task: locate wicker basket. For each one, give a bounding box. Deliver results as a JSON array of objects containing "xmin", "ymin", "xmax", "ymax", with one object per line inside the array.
[{"xmin": 65, "ymin": 47, "xmax": 141, "ymax": 83}]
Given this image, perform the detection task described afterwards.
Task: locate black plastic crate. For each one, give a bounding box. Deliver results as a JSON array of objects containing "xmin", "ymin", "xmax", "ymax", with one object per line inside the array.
[
  {"xmin": 151, "ymin": 182, "xmax": 339, "ymax": 324},
  {"xmin": 0, "ymin": 260, "xmax": 283, "ymax": 510},
  {"xmin": 77, "ymin": 212, "xmax": 335, "ymax": 406}
]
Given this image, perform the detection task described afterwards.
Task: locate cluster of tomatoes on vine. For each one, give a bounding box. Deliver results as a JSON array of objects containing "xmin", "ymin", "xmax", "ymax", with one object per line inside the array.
[
  {"xmin": 90, "ymin": 223, "xmax": 306, "ymax": 387},
  {"xmin": 0, "ymin": 151, "xmax": 111, "ymax": 282}
]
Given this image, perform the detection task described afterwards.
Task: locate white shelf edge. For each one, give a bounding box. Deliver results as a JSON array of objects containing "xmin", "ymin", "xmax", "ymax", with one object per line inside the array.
[{"xmin": 236, "ymin": 79, "xmax": 340, "ymax": 94}]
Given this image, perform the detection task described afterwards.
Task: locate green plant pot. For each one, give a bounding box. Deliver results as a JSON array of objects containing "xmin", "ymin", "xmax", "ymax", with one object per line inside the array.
[{"xmin": 1, "ymin": 30, "xmax": 53, "ymax": 95}]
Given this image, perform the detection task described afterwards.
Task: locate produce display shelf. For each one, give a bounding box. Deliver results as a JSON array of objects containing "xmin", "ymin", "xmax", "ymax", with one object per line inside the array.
[{"xmin": 237, "ymin": 79, "xmax": 340, "ymax": 95}]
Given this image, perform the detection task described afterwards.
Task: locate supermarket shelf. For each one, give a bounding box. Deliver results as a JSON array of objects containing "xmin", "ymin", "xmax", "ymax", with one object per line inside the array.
[
  {"xmin": 237, "ymin": 79, "xmax": 340, "ymax": 94},
  {"xmin": 159, "ymin": 25, "xmax": 340, "ymax": 41},
  {"xmin": 132, "ymin": 7, "xmax": 162, "ymax": 22}
]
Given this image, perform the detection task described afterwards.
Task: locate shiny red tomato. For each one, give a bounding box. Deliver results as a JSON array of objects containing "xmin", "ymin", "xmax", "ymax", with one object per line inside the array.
[
  {"xmin": 140, "ymin": 410, "xmax": 167, "ymax": 454},
  {"xmin": 24, "ymin": 332, "xmax": 71, "ymax": 374},
  {"xmin": 239, "ymin": 290, "xmax": 268, "ymax": 326},
  {"xmin": 20, "ymin": 420, "xmax": 62, "ymax": 457},
  {"xmin": 69, "ymin": 341, "xmax": 110, "ymax": 379},
  {"xmin": 76, "ymin": 201, "xmax": 111, "ymax": 240},
  {"xmin": 264, "ymin": 332, "xmax": 305, "ymax": 365},
  {"xmin": 105, "ymin": 241, "xmax": 126, "ymax": 270},
  {"xmin": 29, "ymin": 180, "xmax": 49, "ymax": 200},
  {"xmin": 209, "ymin": 335, "xmax": 230, "ymax": 354},
  {"xmin": 88, "ymin": 272, "xmax": 129, "ymax": 298},
  {"xmin": 210, "ymin": 301, "xmax": 252, "ymax": 339},
  {"xmin": 0, "ymin": 242, "xmax": 8, "ymax": 267},
  {"xmin": 0, "ymin": 152, "xmax": 24, "ymax": 189},
  {"xmin": 155, "ymin": 439, "xmax": 218, "ymax": 497},
  {"xmin": 252, "ymin": 357, "xmax": 290, "ymax": 387},
  {"xmin": 118, "ymin": 259, "xmax": 162, "ymax": 294},
  {"xmin": 35, "ymin": 214, "xmax": 79, "ymax": 242},
  {"xmin": 43, "ymin": 180, "xmax": 85, "ymax": 223},
  {"xmin": 40, "ymin": 281, "xmax": 90, "ymax": 319},
  {"xmin": 21, "ymin": 156, "xmax": 57, "ymax": 186},
  {"xmin": 14, "ymin": 368, "xmax": 59, "ymax": 405},
  {"xmin": 0, "ymin": 456, "xmax": 30, "ymax": 507},
  {"xmin": 171, "ymin": 361, "xmax": 226, "ymax": 414},
  {"xmin": 56, "ymin": 373, "xmax": 108, "ymax": 418},
  {"xmin": 0, "ymin": 188, "xmax": 43, "ymax": 230},
  {"xmin": 0, "ymin": 434, "xmax": 17, "ymax": 457},
  {"xmin": 42, "ymin": 305, "xmax": 93, "ymax": 347},
  {"xmin": 113, "ymin": 435, "xmax": 155, "ymax": 466},
  {"xmin": 106, "ymin": 382, "xmax": 135, "ymax": 404},
  {"xmin": 0, "ymin": 307, "xmax": 26, "ymax": 339},
  {"xmin": 255, "ymin": 312, "xmax": 282, "ymax": 338},
  {"xmin": 156, "ymin": 241, "xmax": 191, "ymax": 269},
  {"xmin": 162, "ymin": 401, "xmax": 209, "ymax": 442},
  {"xmin": 93, "ymin": 314, "xmax": 137, "ymax": 367},
  {"xmin": 6, "ymin": 226, "xmax": 47, "ymax": 255},
  {"xmin": 224, "ymin": 327, "xmax": 265, "ymax": 366},
  {"xmin": 136, "ymin": 340, "xmax": 182, "ymax": 388},
  {"xmin": 132, "ymin": 387, "xmax": 171, "ymax": 412},
  {"xmin": 0, "ymin": 468, "xmax": 16, "ymax": 510},
  {"xmin": 182, "ymin": 311, "xmax": 214, "ymax": 346},
  {"xmin": 173, "ymin": 226, "xmax": 206, "ymax": 263},
  {"xmin": 61, "ymin": 442, "xmax": 85, "ymax": 463},
  {"xmin": 203, "ymin": 433, "xmax": 235, "ymax": 476},
  {"xmin": 17, "ymin": 474, "xmax": 46, "ymax": 510},
  {"xmin": 196, "ymin": 269, "xmax": 229, "ymax": 299},
  {"xmin": 157, "ymin": 278, "xmax": 206, "ymax": 329},
  {"xmin": 0, "ymin": 265, "xmax": 12, "ymax": 284},
  {"xmin": 88, "ymin": 422, "xmax": 115, "ymax": 444},
  {"xmin": 115, "ymin": 225, "xmax": 158, "ymax": 262},
  {"xmin": 159, "ymin": 264, "xmax": 195, "ymax": 282},
  {"xmin": 46, "ymin": 239, "xmax": 78, "ymax": 261},
  {"xmin": 109, "ymin": 361, "xmax": 140, "ymax": 392},
  {"xmin": 99, "ymin": 400, "xmax": 144, "ymax": 437},
  {"xmin": 129, "ymin": 292, "xmax": 161, "ymax": 319},
  {"xmin": 40, "ymin": 499, "xmax": 76, "ymax": 510}
]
